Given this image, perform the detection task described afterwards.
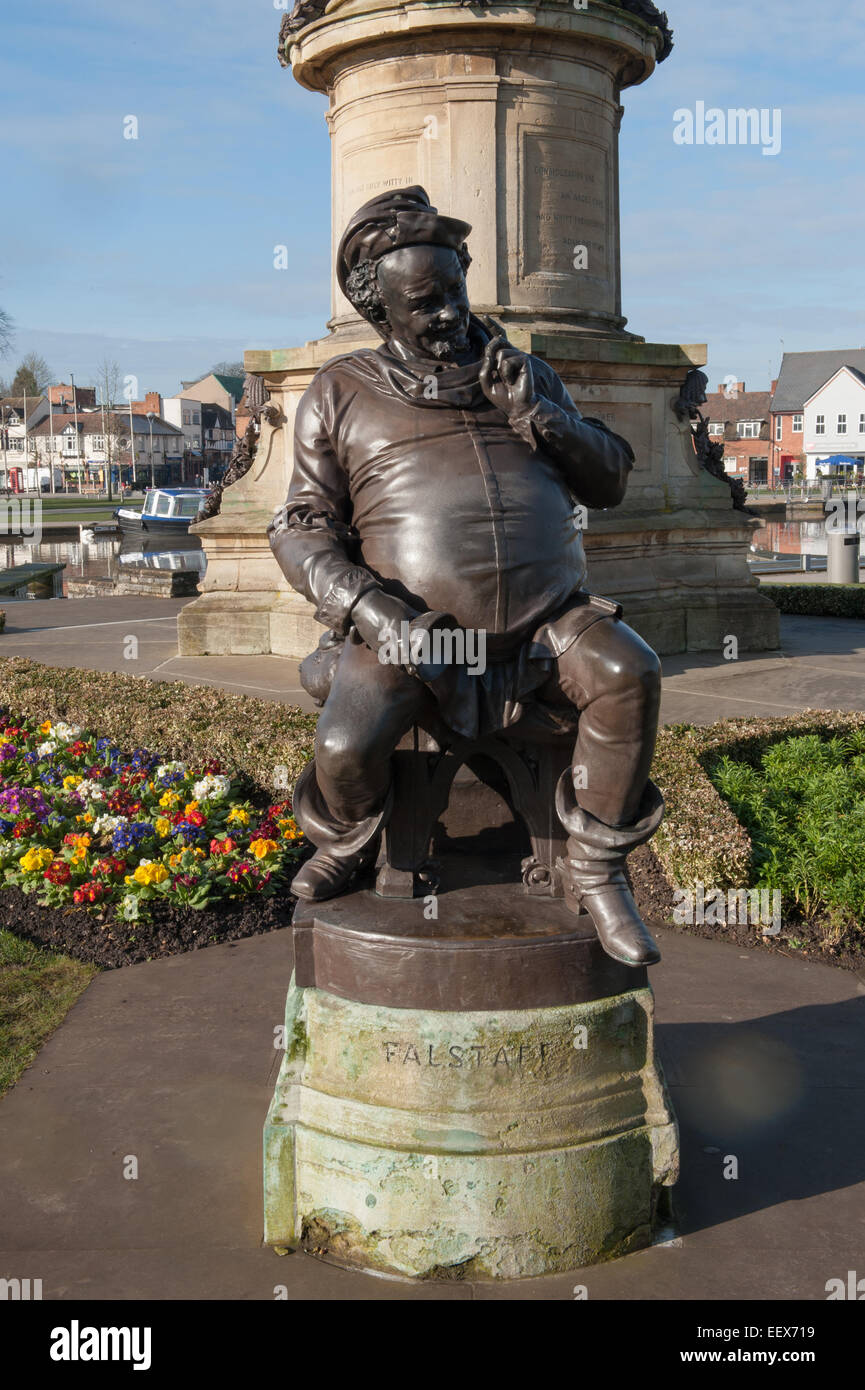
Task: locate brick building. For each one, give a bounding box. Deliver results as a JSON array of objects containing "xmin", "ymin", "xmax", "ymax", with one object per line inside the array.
[{"xmin": 697, "ymin": 382, "xmax": 773, "ymax": 486}]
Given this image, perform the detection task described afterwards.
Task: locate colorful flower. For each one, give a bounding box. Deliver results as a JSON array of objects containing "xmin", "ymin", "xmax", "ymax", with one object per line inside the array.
[
  {"xmin": 249, "ymin": 837, "xmax": 278, "ymax": 860},
  {"xmin": 44, "ymin": 860, "xmax": 72, "ymax": 885},
  {"xmin": 131, "ymin": 860, "xmax": 169, "ymax": 886},
  {"xmin": 20, "ymin": 846, "xmax": 54, "ymax": 872}
]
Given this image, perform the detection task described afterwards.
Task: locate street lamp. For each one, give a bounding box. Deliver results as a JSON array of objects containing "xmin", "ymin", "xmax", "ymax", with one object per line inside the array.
[{"xmin": 146, "ymin": 411, "xmax": 155, "ymax": 489}]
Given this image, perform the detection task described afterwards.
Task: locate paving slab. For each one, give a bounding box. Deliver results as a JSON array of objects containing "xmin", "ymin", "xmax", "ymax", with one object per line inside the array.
[
  {"xmin": 1, "ymin": 598, "xmax": 863, "ymax": 723},
  {"xmin": 1, "ymin": 925, "xmax": 862, "ymax": 1300}
]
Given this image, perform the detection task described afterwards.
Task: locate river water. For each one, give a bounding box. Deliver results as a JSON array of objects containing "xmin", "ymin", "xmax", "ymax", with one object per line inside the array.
[{"xmin": 1, "ymin": 532, "xmax": 205, "ymax": 596}]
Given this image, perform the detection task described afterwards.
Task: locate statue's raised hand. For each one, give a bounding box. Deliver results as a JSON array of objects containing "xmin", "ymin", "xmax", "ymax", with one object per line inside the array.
[{"xmin": 479, "ymin": 335, "xmax": 535, "ymax": 419}]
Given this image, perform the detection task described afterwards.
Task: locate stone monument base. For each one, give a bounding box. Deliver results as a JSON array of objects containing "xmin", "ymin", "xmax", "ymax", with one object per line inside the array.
[{"xmin": 263, "ymin": 878, "xmax": 678, "ymax": 1280}]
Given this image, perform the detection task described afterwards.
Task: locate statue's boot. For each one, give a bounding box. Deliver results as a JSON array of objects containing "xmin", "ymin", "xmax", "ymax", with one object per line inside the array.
[
  {"xmin": 290, "ymin": 758, "xmax": 392, "ymax": 902},
  {"xmin": 555, "ymin": 771, "xmax": 665, "ymax": 967}
]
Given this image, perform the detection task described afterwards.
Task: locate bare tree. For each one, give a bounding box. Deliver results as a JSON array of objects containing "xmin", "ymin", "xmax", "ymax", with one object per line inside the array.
[
  {"xmin": 96, "ymin": 358, "xmax": 123, "ymax": 500},
  {"xmin": 0, "ymin": 308, "xmax": 13, "ymax": 360},
  {"xmin": 11, "ymin": 351, "xmax": 52, "ymax": 396},
  {"xmin": 209, "ymin": 360, "xmax": 245, "ymax": 378}
]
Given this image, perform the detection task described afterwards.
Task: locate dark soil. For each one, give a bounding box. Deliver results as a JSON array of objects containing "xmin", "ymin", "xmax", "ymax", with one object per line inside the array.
[
  {"xmin": 0, "ymin": 887, "xmax": 297, "ymax": 970},
  {"xmin": 628, "ymin": 843, "xmax": 865, "ymax": 974}
]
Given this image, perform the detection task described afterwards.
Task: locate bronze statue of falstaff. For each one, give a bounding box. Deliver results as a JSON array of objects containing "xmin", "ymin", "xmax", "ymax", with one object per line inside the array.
[{"xmin": 268, "ymin": 186, "xmax": 665, "ymax": 967}]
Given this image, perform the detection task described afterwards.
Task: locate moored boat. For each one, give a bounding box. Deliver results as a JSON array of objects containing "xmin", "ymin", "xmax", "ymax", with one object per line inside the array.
[{"xmin": 114, "ymin": 487, "xmax": 209, "ymax": 534}]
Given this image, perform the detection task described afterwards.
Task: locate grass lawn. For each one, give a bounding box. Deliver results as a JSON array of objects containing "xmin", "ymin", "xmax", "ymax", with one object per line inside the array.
[
  {"xmin": 0, "ymin": 929, "xmax": 97, "ymax": 1097},
  {"xmin": 38, "ymin": 499, "xmax": 124, "ymax": 523}
]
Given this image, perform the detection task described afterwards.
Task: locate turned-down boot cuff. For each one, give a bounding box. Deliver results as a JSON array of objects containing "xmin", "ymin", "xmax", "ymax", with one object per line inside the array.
[
  {"xmin": 554, "ymin": 772, "xmax": 665, "ymax": 859},
  {"xmin": 291, "ymin": 758, "xmax": 393, "ymax": 859}
]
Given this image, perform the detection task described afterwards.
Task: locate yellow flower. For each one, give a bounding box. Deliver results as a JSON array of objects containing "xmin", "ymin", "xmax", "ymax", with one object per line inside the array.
[
  {"xmin": 159, "ymin": 791, "xmax": 180, "ymax": 810},
  {"xmin": 63, "ymin": 774, "xmax": 82, "ymax": 790},
  {"xmin": 39, "ymin": 719, "xmax": 52, "ymax": 735},
  {"xmin": 132, "ymin": 862, "xmax": 169, "ymax": 886},
  {"xmin": 124, "ymin": 874, "xmax": 134, "ymax": 886},
  {"xmin": 184, "ymin": 800, "xmax": 199, "ymax": 816},
  {"xmin": 192, "ymin": 847, "xmax": 205, "ymax": 859},
  {"xmin": 155, "ymin": 817, "xmax": 171, "ymax": 837},
  {"xmin": 168, "ymin": 852, "xmax": 183, "ymax": 868},
  {"xmin": 20, "ymin": 846, "xmax": 54, "ymax": 872},
  {"xmin": 249, "ymin": 837, "xmax": 278, "ymax": 860},
  {"xmin": 227, "ymin": 806, "xmax": 249, "ymax": 826}
]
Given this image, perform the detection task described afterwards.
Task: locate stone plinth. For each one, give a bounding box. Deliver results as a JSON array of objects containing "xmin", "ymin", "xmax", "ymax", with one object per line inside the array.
[{"xmin": 263, "ymin": 881, "xmax": 678, "ymax": 1279}]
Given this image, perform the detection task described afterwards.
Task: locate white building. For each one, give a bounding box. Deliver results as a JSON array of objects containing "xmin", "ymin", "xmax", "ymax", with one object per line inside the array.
[{"xmin": 802, "ymin": 367, "xmax": 865, "ymax": 479}]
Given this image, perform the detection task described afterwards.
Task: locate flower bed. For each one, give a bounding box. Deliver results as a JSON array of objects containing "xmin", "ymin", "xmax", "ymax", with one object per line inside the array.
[{"xmin": 0, "ymin": 710, "xmax": 306, "ymax": 927}]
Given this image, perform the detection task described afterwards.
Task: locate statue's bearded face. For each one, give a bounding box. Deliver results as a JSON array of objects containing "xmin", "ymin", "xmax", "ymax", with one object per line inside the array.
[{"xmin": 376, "ymin": 245, "xmax": 471, "ymax": 362}]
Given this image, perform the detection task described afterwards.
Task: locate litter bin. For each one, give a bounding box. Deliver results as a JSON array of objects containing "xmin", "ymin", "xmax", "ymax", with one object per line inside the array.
[{"xmin": 826, "ymin": 528, "xmax": 860, "ymax": 584}]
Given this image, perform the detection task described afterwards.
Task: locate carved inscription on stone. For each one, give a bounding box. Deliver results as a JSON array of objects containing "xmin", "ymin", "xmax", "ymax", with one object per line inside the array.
[{"xmin": 522, "ymin": 133, "xmax": 609, "ymax": 288}]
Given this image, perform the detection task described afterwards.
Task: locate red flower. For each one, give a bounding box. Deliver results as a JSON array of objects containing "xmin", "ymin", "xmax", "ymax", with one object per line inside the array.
[
  {"xmin": 69, "ymin": 740, "xmax": 88, "ymax": 757},
  {"xmin": 13, "ymin": 818, "xmax": 38, "ymax": 838},
  {"xmin": 73, "ymin": 880, "xmax": 107, "ymax": 905},
  {"xmin": 209, "ymin": 836, "xmax": 236, "ymax": 855},
  {"xmin": 228, "ymin": 861, "xmax": 254, "ymax": 883},
  {"xmin": 93, "ymin": 856, "xmax": 126, "ymax": 878},
  {"xmin": 44, "ymin": 861, "xmax": 71, "ymax": 885},
  {"xmin": 186, "ymin": 810, "xmax": 205, "ymax": 827},
  {"xmin": 86, "ymin": 766, "xmax": 103, "ymax": 780},
  {"xmin": 258, "ymin": 820, "xmax": 277, "ymax": 839}
]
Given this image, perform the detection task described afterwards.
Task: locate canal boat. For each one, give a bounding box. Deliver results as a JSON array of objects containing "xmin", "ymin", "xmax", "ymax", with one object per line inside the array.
[{"xmin": 114, "ymin": 487, "xmax": 209, "ymax": 534}]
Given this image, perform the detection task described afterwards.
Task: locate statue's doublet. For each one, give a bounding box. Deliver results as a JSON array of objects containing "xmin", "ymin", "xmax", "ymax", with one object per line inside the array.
[{"xmin": 285, "ymin": 339, "xmax": 590, "ymax": 656}]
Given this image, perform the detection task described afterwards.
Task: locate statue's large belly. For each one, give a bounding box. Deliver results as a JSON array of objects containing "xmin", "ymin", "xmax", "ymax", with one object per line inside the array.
[{"xmin": 352, "ymin": 431, "xmax": 586, "ymax": 644}]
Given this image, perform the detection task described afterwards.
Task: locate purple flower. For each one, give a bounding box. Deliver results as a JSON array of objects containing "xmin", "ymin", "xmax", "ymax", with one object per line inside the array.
[{"xmin": 0, "ymin": 786, "xmax": 50, "ymax": 820}]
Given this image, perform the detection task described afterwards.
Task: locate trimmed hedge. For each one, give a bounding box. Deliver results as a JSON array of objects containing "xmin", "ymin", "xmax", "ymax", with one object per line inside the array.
[
  {"xmin": 762, "ymin": 583, "xmax": 865, "ymax": 618},
  {"xmin": 0, "ymin": 658, "xmax": 317, "ymax": 798},
  {"xmin": 652, "ymin": 710, "xmax": 865, "ymax": 891}
]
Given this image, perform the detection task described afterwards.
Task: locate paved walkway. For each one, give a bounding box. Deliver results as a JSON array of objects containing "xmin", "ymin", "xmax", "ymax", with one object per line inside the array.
[
  {"xmin": 1, "ymin": 924, "xmax": 862, "ymax": 1300},
  {"xmin": 1, "ymin": 594, "xmax": 864, "ymax": 723}
]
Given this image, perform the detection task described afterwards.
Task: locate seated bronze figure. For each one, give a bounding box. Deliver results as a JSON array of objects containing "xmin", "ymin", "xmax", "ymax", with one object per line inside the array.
[{"xmin": 269, "ymin": 186, "xmax": 664, "ymax": 968}]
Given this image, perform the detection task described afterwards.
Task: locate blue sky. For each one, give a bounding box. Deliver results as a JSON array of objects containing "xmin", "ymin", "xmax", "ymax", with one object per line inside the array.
[{"xmin": 1, "ymin": 0, "xmax": 862, "ymax": 397}]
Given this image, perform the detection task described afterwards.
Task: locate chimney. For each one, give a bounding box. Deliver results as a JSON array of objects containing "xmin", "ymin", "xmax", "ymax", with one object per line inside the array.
[
  {"xmin": 144, "ymin": 391, "xmax": 162, "ymax": 415},
  {"xmin": 770, "ymin": 378, "xmax": 778, "ymax": 394}
]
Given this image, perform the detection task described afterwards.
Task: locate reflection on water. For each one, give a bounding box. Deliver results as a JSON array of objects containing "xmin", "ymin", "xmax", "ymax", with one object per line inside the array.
[
  {"xmin": 751, "ymin": 517, "xmax": 865, "ymax": 566},
  {"xmin": 1, "ymin": 533, "xmax": 206, "ymax": 595}
]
